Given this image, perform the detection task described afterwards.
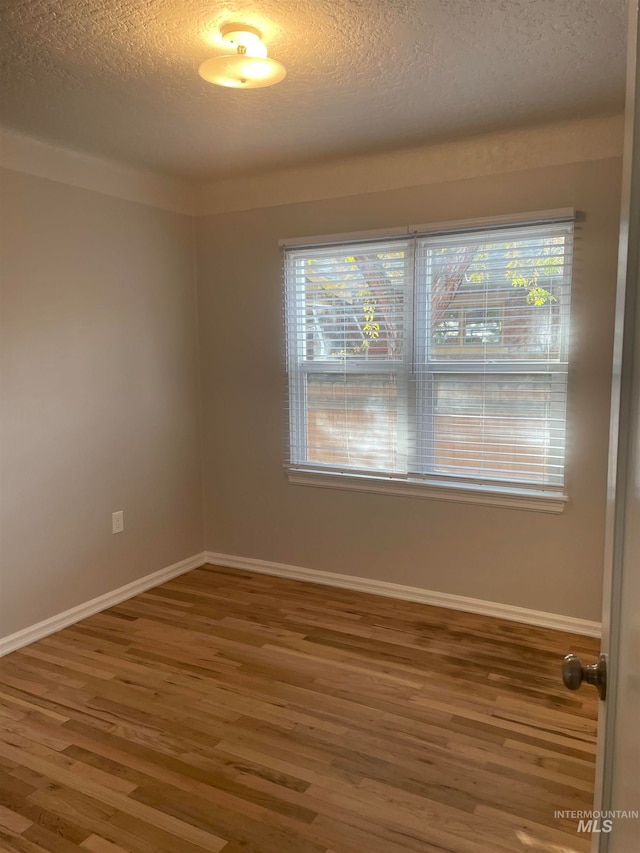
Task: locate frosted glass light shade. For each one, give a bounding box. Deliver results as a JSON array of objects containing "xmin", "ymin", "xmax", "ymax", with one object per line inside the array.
[{"xmin": 198, "ymin": 54, "xmax": 286, "ymax": 88}]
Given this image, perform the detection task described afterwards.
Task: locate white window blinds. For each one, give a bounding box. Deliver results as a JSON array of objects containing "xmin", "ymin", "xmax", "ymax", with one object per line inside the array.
[{"xmin": 284, "ymin": 215, "xmax": 574, "ymax": 494}]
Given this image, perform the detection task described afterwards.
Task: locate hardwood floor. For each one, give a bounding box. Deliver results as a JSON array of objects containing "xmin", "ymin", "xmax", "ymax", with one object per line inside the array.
[{"xmin": 0, "ymin": 564, "xmax": 600, "ymax": 853}]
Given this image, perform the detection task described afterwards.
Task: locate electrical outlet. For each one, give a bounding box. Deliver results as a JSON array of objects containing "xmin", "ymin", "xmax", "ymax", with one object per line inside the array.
[{"xmin": 112, "ymin": 510, "xmax": 124, "ymax": 534}]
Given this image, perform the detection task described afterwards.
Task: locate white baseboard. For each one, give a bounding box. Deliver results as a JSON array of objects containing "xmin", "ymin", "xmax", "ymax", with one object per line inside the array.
[
  {"xmin": 0, "ymin": 552, "xmax": 207, "ymax": 657},
  {"xmin": 205, "ymin": 551, "xmax": 601, "ymax": 638},
  {"xmin": 0, "ymin": 548, "xmax": 600, "ymax": 658}
]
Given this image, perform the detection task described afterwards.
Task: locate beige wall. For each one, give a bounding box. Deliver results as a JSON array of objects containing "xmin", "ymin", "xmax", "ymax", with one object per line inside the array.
[
  {"xmin": 0, "ymin": 133, "xmax": 623, "ymax": 635},
  {"xmin": 196, "ymin": 157, "xmax": 621, "ymax": 622},
  {"xmin": 0, "ymin": 168, "xmax": 203, "ymax": 636}
]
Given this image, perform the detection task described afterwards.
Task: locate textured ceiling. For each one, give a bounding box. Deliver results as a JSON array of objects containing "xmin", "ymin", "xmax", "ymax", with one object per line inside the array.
[{"xmin": 0, "ymin": 0, "xmax": 627, "ymax": 180}]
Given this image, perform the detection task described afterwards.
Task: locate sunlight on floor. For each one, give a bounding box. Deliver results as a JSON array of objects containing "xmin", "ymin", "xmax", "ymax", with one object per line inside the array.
[{"xmin": 516, "ymin": 829, "xmax": 586, "ymax": 853}]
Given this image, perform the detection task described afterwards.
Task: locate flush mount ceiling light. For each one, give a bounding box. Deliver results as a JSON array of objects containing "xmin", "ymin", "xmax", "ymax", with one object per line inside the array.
[{"xmin": 199, "ymin": 23, "xmax": 286, "ymax": 89}]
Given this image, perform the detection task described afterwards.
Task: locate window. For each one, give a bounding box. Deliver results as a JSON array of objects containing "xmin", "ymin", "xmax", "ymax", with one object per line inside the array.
[{"xmin": 284, "ymin": 214, "xmax": 574, "ymax": 510}]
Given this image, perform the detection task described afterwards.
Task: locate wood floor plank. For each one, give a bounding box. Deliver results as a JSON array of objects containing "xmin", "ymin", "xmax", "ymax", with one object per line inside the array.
[
  {"xmin": 0, "ymin": 803, "xmax": 33, "ymax": 834},
  {"xmin": 79, "ymin": 835, "xmax": 129, "ymax": 853},
  {"xmin": 0, "ymin": 564, "xmax": 600, "ymax": 852}
]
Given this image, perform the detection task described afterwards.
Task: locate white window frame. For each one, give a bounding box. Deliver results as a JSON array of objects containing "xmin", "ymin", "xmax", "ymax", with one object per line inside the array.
[{"xmin": 282, "ymin": 210, "xmax": 575, "ymax": 514}]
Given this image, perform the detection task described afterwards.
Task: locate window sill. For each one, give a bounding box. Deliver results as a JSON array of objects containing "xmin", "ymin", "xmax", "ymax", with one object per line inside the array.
[{"xmin": 287, "ymin": 469, "xmax": 568, "ymax": 514}]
